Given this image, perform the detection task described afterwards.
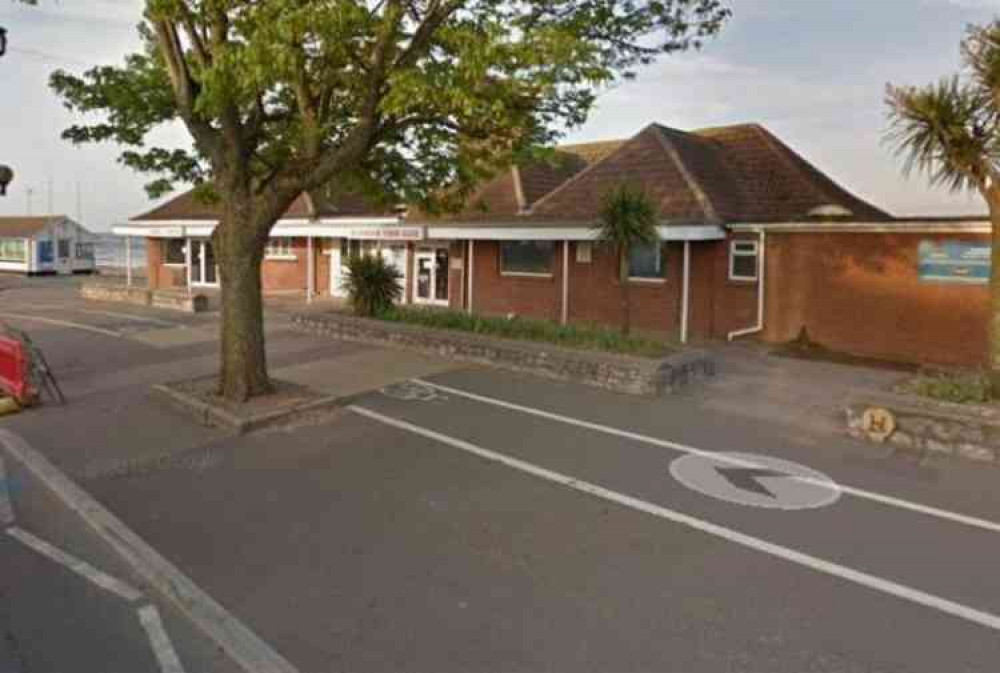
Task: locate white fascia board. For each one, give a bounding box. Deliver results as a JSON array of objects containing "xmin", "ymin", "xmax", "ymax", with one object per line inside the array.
[
  {"xmin": 729, "ymin": 221, "xmax": 991, "ymax": 234},
  {"xmin": 428, "ymin": 224, "xmax": 725, "ymax": 241}
]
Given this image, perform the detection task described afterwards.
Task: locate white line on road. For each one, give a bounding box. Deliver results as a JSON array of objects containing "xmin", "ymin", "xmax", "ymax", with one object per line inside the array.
[
  {"xmin": 349, "ymin": 404, "xmax": 1000, "ymax": 633},
  {"xmin": 7, "ymin": 527, "xmax": 143, "ymax": 602},
  {"xmin": 413, "ymin": 379, "xmax": 1000, "ymax": 536},
  {"xmin": 0, "ymin": 457, "xmax": 13, "ymax": 526},
  {"xmin": 138, "ymin": 604, "xmax": 187, "ymax": 673},
  {"xmin": 17, "ymin": 305, "xmax": 180, "ymax": 328},
  {"xmin": 0, "ymin": 313, "xmax": 122, "ymax": 338}
]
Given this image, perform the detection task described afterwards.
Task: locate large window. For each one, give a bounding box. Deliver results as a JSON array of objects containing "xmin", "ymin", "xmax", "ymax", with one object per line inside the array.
[
  {"xmin": 0, "ymin": 238, "xmax": 27, "ymax": 263},
  {"xmin": 729, "ymin": 240, "xmax": 759, "ymax": 281},
  {"xmin": 75, "ymin": 242, "xmax": 95, "ymax": 261},
  {"xmin": 500, "ymin": 241, "xmax": 554, "ymax": 275},
  {"xmin": 265, "ymin": 237, "xmax": 295, "ymax": 259},
  {"xmin": 628, "ymin": 242, "xmax": 664, "ymax": 280},
  {"xmin": 164, "ymin": 239, "xmax": 187, "ymax": 265},
  {"xmin": 58, "ymin": 239, "xmax": 71, "ymax": 259}
]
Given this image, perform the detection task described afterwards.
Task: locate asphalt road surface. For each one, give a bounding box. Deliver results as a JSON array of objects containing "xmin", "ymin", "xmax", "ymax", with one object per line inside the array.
[{"xmin": 3, "ymin": 278, "xmax": 1000, "ymax": 672}]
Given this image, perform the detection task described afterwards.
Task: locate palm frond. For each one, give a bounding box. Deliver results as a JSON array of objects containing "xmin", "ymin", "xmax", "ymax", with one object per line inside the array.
[
  {"xmin": 884, "ymin": 78, "xmax": 992, "ymax": 194},
  {"xmin": 594, "ymin": 183, "xmax": 659, "ymax": 248}
]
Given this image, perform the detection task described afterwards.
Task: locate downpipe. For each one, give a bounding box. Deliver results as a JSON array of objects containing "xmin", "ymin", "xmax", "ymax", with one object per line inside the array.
[{"xmin": 727, "ymin": 230, "xmax": 766, "ymax": 342}]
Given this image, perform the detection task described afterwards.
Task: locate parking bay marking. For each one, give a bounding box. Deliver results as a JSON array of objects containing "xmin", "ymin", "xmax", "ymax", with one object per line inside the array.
[
  {"xmin": 0, "ymin": 312, "xmax": 122, "ymax": 338},
  {"xmin": 412, "ymin": 379, "xmax": 1000, "ymax": 536},
  {"xmin": 350, "ymin": 404, "xmax": 1000, "ymax": 633}
]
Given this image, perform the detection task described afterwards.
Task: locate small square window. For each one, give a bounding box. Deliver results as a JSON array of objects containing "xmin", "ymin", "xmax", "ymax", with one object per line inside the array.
[
  {"xmin": 164, "ymin": 239, "xmax": 187, "ymax": 265},
  {"xmin": 729, "ymin": 240, "xmax": 759, "ymax": 281},
  {"xmin": 576, "ymin": 242, "xmax": 593, "ymax": 264},
  {"xmin": 628, "ymin": 242, "xmax": 663, "ymax": 280},
  {"xmin": 266, "ymin": 237, "xmax": 295, "ymax": 259}
]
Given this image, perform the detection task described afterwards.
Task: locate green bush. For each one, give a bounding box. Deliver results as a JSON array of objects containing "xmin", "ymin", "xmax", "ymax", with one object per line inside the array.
[
  {"xmin": 908, "ymin": 370, "xmax": 992, "ymax": 404},
  {"xmin": 378, "ymin": 307, "xmax": 671, "ymax": 358},
  {"xmin": 343, "ymin": 255, "xmax": 403, "ymax": 317}
]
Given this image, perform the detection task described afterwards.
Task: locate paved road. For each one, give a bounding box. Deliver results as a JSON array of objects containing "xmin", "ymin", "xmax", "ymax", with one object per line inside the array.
[{"xmin": 3, "ymin": 278, "xmax": 1000, "ymax": 671}]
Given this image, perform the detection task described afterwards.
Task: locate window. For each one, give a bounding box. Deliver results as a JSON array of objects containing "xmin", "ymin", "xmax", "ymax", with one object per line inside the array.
[
  {"xmin": 57, "ymin": 239, "xmax": 71, "ymax": 259},
  {"xmin": 576, "ymin": 242, "xmax": 593, "ymax": 264},
  {"xmin": 628, "ymin": 242, "xmax": 663, "ymax": 280},
  {"xmin": 75, "ymin": 242, "xmax": 95, "ymax": 261},
  {"xmin": 500, "ymin": 241, "xmax": 554, "ymax": 275},
  {"xmin": 729, "ymin": 240, "xmax": 759, "ymax": 281},
  {"xmin": 0, "ymin": 238, "xmax": 26, "ymax": 263},
  {"xmin": 37, "ymin": 240, "xmax": 53, "ymax": 264},
  {"xmin": 265, "ymin": 237, "xmax": 295, "ymax": 259},
  {"xmin": 164, "ymin": 239, "xmax": 187, "ymax": 265}
]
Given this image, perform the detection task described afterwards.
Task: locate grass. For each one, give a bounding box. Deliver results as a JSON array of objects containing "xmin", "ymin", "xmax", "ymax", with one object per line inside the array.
[
  {"xmin": 377, "ymin": 306, "xmax": 673, "ymax": 358},
  {"xmin": 902, "ymin": 370, "xmax": 993, "ymax": 405}
]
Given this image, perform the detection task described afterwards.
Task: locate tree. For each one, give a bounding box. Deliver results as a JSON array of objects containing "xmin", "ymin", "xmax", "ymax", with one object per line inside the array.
[
  {"xmin": 51, "ymin": 0, "xmax": 730, "ymax": 401},
  {"xmin": 886, "ymin": 21, "xmax": 1000, "ymax": 395},
  {"xmin": 594, "ymin": 183, "xmax": 658, "ymax": 336}
]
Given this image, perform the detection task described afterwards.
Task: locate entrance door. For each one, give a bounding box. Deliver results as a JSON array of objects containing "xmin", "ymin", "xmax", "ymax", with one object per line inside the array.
[
  {"xmin": 330, "ymin": 244, "xmax": 346, "ymax": 297},
  {"xmin": 190, "ymin": 240, "xmax": 219, "ymax": 287},
  {"xmin": 414, "ymin": 247, "xmax": 448, "ymax": 306}
]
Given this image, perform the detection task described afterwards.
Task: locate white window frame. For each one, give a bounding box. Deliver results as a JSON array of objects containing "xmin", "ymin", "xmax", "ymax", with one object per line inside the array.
[
  {"xmin": 265, "ymin": 237, "xmax": 296, "ymax": 260},
  {"xmin": 729, "ymin": 240, "xmax": 759, "ymax": 282},
  {"xmin": 628, "ymin": 242, "xmax": 665, "ymax": 283}
]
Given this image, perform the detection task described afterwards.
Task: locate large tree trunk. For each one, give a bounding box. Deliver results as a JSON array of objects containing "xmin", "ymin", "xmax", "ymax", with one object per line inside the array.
[
  {"xmin": 214, "ymin": 201, "xmax": 272, "ymax": 402},
  {"xmin": 989, "ymin": 198, "xmax": 1000, "ymax": 398}
]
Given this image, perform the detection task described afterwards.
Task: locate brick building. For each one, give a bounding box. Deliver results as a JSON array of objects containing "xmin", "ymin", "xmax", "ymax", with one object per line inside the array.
[{"xmin": 114, "ymin": 122, "xmax": 992, "ymax": 367}]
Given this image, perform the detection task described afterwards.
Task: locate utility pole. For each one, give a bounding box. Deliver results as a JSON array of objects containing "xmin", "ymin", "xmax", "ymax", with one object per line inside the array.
[{"xmin": 0, "ymin": 27, "xmax": 12, "ymax": 197}]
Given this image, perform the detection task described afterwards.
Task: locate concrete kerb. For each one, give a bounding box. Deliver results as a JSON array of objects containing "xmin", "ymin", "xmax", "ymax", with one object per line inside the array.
[
  {"xmin": 0, "ymin": 427, "xmax": 301, "ymax": 673},
  {"xmin": 151, "ymin": 382, "xmax": 354, "ymax": 435}
]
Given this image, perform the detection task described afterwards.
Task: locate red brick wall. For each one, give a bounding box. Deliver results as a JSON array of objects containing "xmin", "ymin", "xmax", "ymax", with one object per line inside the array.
[
  {"xmin": 146, "ymin": 240, "xmax": 186, "ymax": 290},
  {"xmin": 468, "ymin": 240, "xmax": 564, "ymax": 322},
  {"xmin": 261, "ymin": 238, "xmax": 308, "ymax": 293},
  {"xmin": 705, "ymin": 235, "xmax": 762, "ymax": 340},
  {"xmin": 762, "ymin": 231, "xmax": 990, "ymax": 366}
]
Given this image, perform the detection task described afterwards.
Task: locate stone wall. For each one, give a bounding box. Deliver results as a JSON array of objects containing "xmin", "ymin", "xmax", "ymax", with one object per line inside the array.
[
  {"xmin": 846, "ymin": 392, "xmax": 1000, "ymax": 464},
  {"xmin": 80, "ymin": 281, "xmax": 208, "ymax": 313},
  {"xmin": 291, "ymin": 312, "xmax": 713, "ymax": 396}
]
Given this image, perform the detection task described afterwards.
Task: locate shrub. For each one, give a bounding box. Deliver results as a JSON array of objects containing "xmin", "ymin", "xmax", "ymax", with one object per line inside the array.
[
  {"xmin": 378, "ymin": 307, "xmax": 671, "ymax": 358},
  {"xmin": 908, "ymin": 370, "xmax": 992, "ymax": 404},
  {"xmin": 343, "ymin": 254, "xmax": 403, "ymax": 317}
]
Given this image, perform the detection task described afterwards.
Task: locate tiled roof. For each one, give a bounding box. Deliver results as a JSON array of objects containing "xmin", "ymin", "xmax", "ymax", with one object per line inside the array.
[
  {"xmin": 410, "ymin": 140, "xmax": 625, "ymax": 223},
  {"xmin": 131, "ymin": 186, "xmax": 394, "ymax": 222},
  {"xmin": 0, "ymin": 216, "xmax": 64, "ymax": 237},
  {"xmin": 528, "ymin": 123, "xmax": 892, "ymax": 224}
]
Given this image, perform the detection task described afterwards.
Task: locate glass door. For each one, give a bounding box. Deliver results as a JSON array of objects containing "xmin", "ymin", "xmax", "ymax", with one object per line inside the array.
[
  {"xmin": 414, "ymin": 247, "xmax": 448, "ymax": 306},
  {"xmin": 190, "ymin": 240, "xmax": 219, "ymax": 287},
  {"xmin": 190, "ymin": 240, "xmax": 203, "ymax": 284}
]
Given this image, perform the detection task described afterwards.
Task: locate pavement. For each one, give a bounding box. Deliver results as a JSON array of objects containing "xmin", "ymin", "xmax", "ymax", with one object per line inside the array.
[{"xmin": 2, "ymin": 277, "xmax": 1000, "ymax": 672}]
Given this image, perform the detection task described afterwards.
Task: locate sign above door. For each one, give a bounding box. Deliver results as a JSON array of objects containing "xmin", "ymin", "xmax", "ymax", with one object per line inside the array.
[{"xmin": 347, "ymin": 226, "xmax": 425, "ymax": 241}]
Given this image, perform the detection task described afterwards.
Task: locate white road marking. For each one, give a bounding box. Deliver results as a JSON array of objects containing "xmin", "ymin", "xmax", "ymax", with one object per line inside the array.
[
  {"xmin": 19, "ymin": 304, "xmax": 180, "ymax": 328},
  {"xmin": 138, "ymin": 604, "xmax": 187, "ymax": 673},
  {"xmin": 6, "ymin": 527, "xmax": 143, "ymax": 602},
  {"xmin": 413, "ymin": 379, "xmax": 1000, "ymax": 536},
  {"xmin": 350, "ymin": 404, "xmax": 1000, "ymax": 633},
  {"xmin": 0, "ymin": 312, "xmax": 122, "ymax": 338}
]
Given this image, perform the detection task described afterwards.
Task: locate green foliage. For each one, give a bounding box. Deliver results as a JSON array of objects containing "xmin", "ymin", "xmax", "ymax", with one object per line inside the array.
[
  {"xmin": 907, "ymin": 370, "xmax": 993, "ymax": 405},
  {"xmin": 343, "ymin": 254, "xmax": 403, "ymax": 318},
  {"xmin": 49, "ymin": 1, "xmax": 731, "ymax": 204},
  {"xmin": 379, "ymin": 307, "xmax": 671, "ymax": 358},
  {"xmin": 595, "ymin": 183, "xmax": 659, "ymax": 260},
  {"xmin": 885, "ymin": 22, "xmax": 1000, "ymax": 197}
]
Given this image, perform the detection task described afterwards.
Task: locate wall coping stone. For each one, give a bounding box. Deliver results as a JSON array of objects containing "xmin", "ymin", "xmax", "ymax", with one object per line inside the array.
[{"xmin": 291, "ymin": 311, "xmax": 714, "ymax": 397}]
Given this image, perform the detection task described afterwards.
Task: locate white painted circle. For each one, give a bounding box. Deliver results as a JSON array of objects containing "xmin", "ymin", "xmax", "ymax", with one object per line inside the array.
[{"xmin": 670, "ymin": 452, "xmax": 842, "ymax": 510}]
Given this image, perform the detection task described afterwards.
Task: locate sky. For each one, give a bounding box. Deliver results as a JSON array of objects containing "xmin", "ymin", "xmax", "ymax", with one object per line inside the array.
[{"xmin": 1, "ymin": 0, "xmax": 999, "ymax": 231}]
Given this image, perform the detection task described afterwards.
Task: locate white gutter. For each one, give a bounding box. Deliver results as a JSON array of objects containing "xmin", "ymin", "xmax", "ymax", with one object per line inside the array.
[
  {"xmin": 466, "ymin": 240, "xmax": 475, "ymax": 315},
  {"xmin": 561, "ymin": 241, "xmax": 570, "ymax": 326},
  {"xmin": 727, "ymin": 230, "xmax": 767, "ymax": 342},
  {"xmin": 426, "ymin": 224, "xmax": 725, "ymax": 242},
  {"xmin": 680, "ymin": 241, "xmax": 690, "ymax": 344},
  {"xmin": 306, "ymin": 236, "xmax": 314, "ymax": 303},
  {"xmin": 728, "ymin": 220, "xmax": 990, "ymax": 234}
]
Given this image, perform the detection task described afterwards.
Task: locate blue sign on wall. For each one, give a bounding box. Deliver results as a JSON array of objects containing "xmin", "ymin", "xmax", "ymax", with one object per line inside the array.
[{"xmin": 918, "ymin": 241, "xmax": 991, "ymax": 284}]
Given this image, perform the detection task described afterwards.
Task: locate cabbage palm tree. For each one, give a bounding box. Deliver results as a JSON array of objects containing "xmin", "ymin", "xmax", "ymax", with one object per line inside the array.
[
  {"xmin": 886, "ymin": 21, "xmax": 1000, "ymax": 394},
  {"xmin": 595, "ymin": 184, "xmax": 658, "ymax": 336}
]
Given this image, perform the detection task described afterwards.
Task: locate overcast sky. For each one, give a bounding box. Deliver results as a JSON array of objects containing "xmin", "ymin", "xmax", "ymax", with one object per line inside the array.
[{"xmin": 1, "ymin": 0, "xmax": 998, "ymax": 231}]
